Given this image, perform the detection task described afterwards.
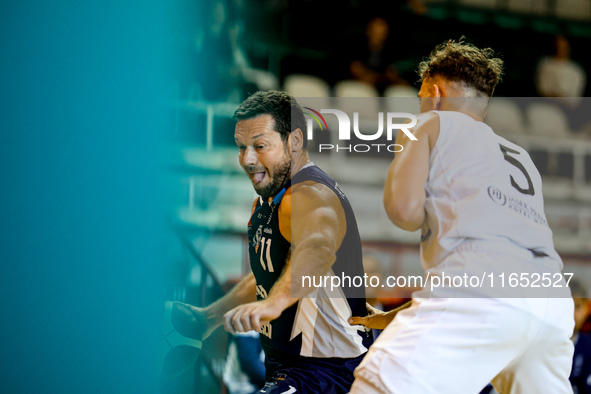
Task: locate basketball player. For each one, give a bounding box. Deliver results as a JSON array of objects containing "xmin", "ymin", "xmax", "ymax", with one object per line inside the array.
[
  {"xmin": 348, "ymin": 38, "xmax": 575, "ymax": 393},
  {"xmin": 173, "ymin": 90, "xmax": 373, "ymax": 393}
]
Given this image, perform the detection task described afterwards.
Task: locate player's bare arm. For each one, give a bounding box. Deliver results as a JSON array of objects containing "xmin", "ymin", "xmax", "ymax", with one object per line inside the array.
[
  {"xmin": 224, "ymin": 180, "xmax": 346, "ymax": 334},
  {"xmin": 383, "ymin": 112, "xmax": 439, "ymax": 231},
  {"xmin": 279, "ymin": 180, "xmax": 347, "ymax": 301},
  {"xmin": 171, "ymin": 198, "xmax": 262, "ymax": 340},
  {"xmin": 172, "ymin": 272, "xmax": 257, "ymax": 340},
  {"xmin": 348, "ymin": 300, "xmax": 412, "ymax": 330}
]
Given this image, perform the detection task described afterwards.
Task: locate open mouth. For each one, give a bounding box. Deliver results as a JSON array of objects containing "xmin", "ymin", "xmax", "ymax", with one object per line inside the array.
[{"xmin": 251, "ymin": 172, "xmax": 266, "ymax": 184}]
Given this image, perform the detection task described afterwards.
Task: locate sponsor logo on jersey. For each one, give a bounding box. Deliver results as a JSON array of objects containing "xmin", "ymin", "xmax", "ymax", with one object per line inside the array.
[
  {"xmin": 253, "ymin": 224, "xmax": 263, "ymax": 253},
  {"xmin": 488, "ymin": 185, "xmax": 507, "ymax": 206},
  {"xmin": 334, "ymin": 182, "xmax": 346, "ymax": 199},
  {"xmin": 488, "ymin": 185, "xmax": 547, "ymax": 225}
]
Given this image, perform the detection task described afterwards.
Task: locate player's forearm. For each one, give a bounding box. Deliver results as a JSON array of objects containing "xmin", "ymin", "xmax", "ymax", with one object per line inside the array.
[
  {"xmin": 206, "ymin": 273, "xmax": 257, "ymax": 325},
  {"xmin": 384, "ymin": 187, "xmax": 425, "ymax": 231},
  {"xmin": 267, "ymin": 239, "xmax": 336, "ymax": 311},
  {"xmin": 383, "ymin": 129, "xmax": 428, "ymax": 231},
  {"xmin": 373, "ymin": 300, "xmax": 412, "ymax": 328},
  {"xmin": 383, "ymin": 165, "xmax": 426, "ymax": 231},
  {"xmin": 265, "ymin": 271, "xmax": 296, "ymax": 314},
  {"xmin": 374, "ymin": 299, "xmax": 412, "ymax": 325}
]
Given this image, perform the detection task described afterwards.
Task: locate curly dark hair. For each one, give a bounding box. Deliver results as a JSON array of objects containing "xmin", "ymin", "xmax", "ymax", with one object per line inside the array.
[
  {"xmin": 417, "ymin": 38, "xmax": 504, "ymax": 97},
  {"xmin": 233, "ymin": 90, "xmax": 308, "ymax": 148}
]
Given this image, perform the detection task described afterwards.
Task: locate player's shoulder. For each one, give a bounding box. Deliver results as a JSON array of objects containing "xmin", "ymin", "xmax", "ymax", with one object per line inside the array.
[
  {"xmin": 411, "ymin": 111, "xmax": 440, "ymax": 149},
  {"xmin": 278, "ymin": 187, "xmax": 292, "ymax": 215},
  {"xmin": 279, "ymin": 167, "xmax": 337, "ymax": 217},
  {"xmin": 288, "ymin": 166, "xmax": 345, "ymax": 215},
  {"xmin": 248, "ymin": 197, "xmax": 261, "ymax": 226},
  {"xmin": 291, "ymin": 180, "xmax": 338, "ymax": 205},
  {"xmin": 251, "ymin": 197, "xmax": 259, "ymax": 211},
  {"xmin": 286, "ymin": 180, "xmax": 345, "ymax": 224},
  {"xmin": 416, "ymin": 111, "xmax": 440, "ymax": 123},
  {"xmin": 495, "ymin": 133, "xmax": 530, "ymax": 155}
]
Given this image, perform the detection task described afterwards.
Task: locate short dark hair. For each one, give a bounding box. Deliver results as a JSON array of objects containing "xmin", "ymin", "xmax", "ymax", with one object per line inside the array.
[
  {"xmin": 233, "ymin": 90, "xmax": 308, "ymax": 148},
  {"xmin": 417, "ymin": 37, "xmax": 504, "ymax": 97}
]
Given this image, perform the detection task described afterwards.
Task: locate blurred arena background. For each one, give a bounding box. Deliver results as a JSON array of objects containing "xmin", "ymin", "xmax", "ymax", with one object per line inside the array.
[
  {"xmin": 2, "ymin": 0, "xmax": 591, "ymax": 393},
  {"xmin": 167, "ymin": 0, "xmax": 591, "ymax": 392}
]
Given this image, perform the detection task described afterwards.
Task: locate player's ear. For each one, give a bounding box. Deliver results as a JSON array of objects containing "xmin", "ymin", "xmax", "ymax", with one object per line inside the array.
[
  {"xmin": 290, "ymin": 128, "xmax": 304, "ymax": 151},
  {"xmin": 433, "ymin": 83, "xmax": 442, "ymax": 110}
]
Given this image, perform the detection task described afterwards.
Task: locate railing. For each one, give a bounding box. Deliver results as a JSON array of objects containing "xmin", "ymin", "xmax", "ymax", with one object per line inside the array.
[{"xmin": 159, "ymin": 227, "xmax": 229, "ymax": 394}]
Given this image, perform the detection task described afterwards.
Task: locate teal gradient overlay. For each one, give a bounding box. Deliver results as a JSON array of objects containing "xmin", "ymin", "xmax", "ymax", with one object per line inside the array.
[{"xmin": 0, "ymin": 1, "xmax": 183, "ymax": 392}]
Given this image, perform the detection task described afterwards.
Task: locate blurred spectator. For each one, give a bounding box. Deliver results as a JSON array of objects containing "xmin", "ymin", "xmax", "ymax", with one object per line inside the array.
[
  {"xmin": 570, "ymin": 279, "xmax": 591, "ymax": 393},
  {"xmin": 408, "ymin": 0, "xmax": 427, "ymax": 16},
  {"xmin": 227, "ymin": 0, "xmax": 279, "ymax": 96},
  {"xmin": 193, "ymin": 0, "xmax": 238, "ymax": 102},
  {"xmin": 194, "ymin": 0, "xmax": 278, "ymax": 103},
  {"xmin": 535, "ymin": 35, "xmax": 587, "ymax": 107},
  {"xmin": 535, "ymin": 35, "xmax": 591, "ymax": 133},
  {"xmin": 349, "ymin": 17, "xmax": 409, "ymax": 95}
]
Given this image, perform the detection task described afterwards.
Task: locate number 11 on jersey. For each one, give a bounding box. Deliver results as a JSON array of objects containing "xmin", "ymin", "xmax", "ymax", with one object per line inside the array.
[{"xmin": 259, "ymin": 237, "xmax": 274, "ymax": 272}]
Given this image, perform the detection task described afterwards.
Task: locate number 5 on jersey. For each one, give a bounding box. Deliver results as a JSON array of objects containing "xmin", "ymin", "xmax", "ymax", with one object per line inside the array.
[
  {"xmin": 499, "ymin": 144, "xmax": 535, "ymax": 196},
  {"xmin": 259, "ymin": 237, "xmax": 274, "ymax": 272}
]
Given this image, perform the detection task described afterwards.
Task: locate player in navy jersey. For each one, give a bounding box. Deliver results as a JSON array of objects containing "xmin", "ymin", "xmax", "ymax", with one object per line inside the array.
[{"xmin": 172, "ymin": 90, "xmax": 373, "ymax": 393}]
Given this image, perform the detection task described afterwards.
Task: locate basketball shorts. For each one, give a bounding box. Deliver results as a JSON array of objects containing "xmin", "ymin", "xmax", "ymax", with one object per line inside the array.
[
  {"xmin": 350, "ymin": 245, "xmax": 575, "ymax": 394},
  {"xmin": 259, "ymin": 350, "xmax": 365, "ymax": 394}
]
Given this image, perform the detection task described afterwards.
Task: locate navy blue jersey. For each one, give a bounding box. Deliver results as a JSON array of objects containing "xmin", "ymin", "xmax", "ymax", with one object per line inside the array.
[
  {"xmin": 571, "ymin": 333, "xmax": 591, "ymax": 394},
  {"xmin": 247, "ymin": 165, "xmax": 373, "ymax": 358}
]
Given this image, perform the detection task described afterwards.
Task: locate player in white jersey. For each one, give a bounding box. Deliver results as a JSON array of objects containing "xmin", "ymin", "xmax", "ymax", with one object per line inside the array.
[{"xmin": 348, "ymin": 38, "xmax": 575, "ymax": 393}]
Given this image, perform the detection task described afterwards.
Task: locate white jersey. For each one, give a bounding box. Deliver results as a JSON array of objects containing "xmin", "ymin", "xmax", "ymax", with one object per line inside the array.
[{"xmin": 420, "ymin": 110, "xmax": 562, "ymax": 271}]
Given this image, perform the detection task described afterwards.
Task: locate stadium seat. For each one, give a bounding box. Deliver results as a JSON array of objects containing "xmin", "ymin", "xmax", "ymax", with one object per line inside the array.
[
  {"xmin": 557, "ymin": 151, "xmax": 575, "ymax": 178},
  {"xmin": 506, "ymin": 0, "xmax": 548, "ymax": 15},
  {"xmin": 283, "ymin": 74, "xmax": 331, "ymax": 97},
  {"xmin": 383, "ymin": 85, "xmax": 419, "ymax": 98},
  {"xmin": 484, "ymin": 97, "xmax": 527, "ymax": 135},
  {"xmin": 532, "ymin": 0, "xmax": 550, "ymax": 15},
  {"xmin": 334, "ymin": 79, "xmax": 379, "ymax": 98},
  {"xmin": 555, "ymin": 0, "xmax": 591, "ymax": 20},
  {"xmin": 525, "ymin": 101, "xmax": 572, "ymax": 137},
  {"xmin": 383, "ymin": 85, "xmax": 420, "ymax": 114},
  {"xmin": 457, "ymin": 0, "xmax": 497, "ymax": 9},
  {"xmin": 334, "ymin": 79, "xmax": 379, "ymax": 120}
]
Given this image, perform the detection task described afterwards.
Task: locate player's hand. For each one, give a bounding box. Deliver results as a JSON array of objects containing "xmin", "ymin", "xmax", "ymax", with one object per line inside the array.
[
  {"xmin": 347, "ymin": 302, "xmax": 393, "ymax": 330},
  {"xmin": 171, "ymin": 301, "xmax": 216, "ymax": 341},
  {"xmin": 223, "ymin": 299, "xmax": 283, "ymax": 334}
]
